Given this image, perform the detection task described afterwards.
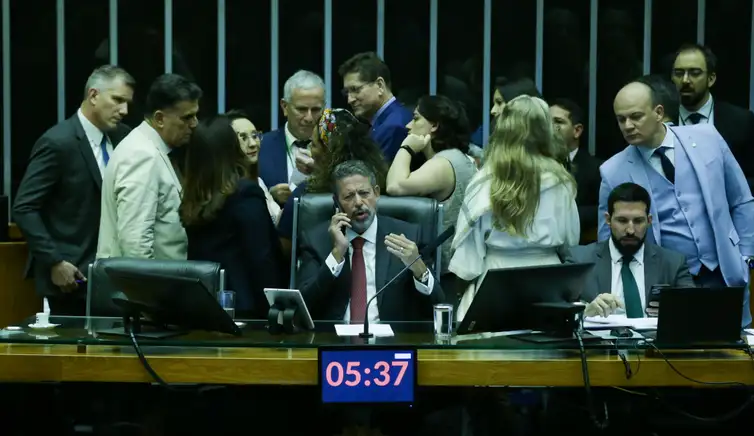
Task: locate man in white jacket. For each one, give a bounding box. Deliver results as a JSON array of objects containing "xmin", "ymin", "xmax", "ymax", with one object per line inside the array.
[{"xmin": 97, "ymin": 74, "xmax": 201, "ymax": 260}]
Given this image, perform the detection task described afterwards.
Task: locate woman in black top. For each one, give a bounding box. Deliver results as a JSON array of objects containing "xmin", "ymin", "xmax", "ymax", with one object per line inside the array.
[{"xmin": 180, "ymin": 115, "xmax": 286, "ymax": 319}]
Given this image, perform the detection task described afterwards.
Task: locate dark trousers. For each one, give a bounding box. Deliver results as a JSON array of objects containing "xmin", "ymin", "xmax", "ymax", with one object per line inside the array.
[{"xmin": 47, "ymin": 294, "xmax": 87, "ymax": 316}]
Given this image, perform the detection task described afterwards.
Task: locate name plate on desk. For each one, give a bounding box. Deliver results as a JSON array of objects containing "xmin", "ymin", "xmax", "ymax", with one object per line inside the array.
[{"xmin": 318, "ymin": 346, "xmax": 417, "ymax": 404}]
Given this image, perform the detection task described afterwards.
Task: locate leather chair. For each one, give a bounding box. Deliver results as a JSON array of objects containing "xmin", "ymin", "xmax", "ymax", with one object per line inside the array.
[
  {"xmin": 86, "ymin": 257, "xmax": 225, "ymax": 317},
  {"xmin": 290, "ymin": 194, "xmax": 444, "ymax": 287}
]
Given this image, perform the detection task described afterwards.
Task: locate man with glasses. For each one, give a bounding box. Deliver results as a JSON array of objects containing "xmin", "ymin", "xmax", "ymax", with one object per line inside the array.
[
  {"xmin": 97, "ymin": 74, "xmax": 201, "ymax": 260},
  {"xmin": 671, "ymin": 43, "xmax": 754, "ymax": 179},
  {"xmin": 338, "ymin": 52, "xmax": 412, "ymax": 161}
]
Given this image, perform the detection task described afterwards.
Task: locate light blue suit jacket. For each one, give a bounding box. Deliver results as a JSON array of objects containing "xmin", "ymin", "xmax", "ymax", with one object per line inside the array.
[{"xmin": 598, "ymin": 124, "xmax": 754, "ymax": 326}]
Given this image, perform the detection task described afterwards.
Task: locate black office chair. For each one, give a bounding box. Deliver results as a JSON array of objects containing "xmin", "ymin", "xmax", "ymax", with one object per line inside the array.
[
  {"xmin": 290, "ymin": 194, "xmax": 443, "ymax": 287},
  {"xmin": 86, "ymin": 258, "xmax": 225, "ymax": 317}
]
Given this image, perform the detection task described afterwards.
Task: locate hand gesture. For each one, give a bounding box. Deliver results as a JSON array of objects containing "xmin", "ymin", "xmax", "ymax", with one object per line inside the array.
[
  {"xmin": 295, "ymin": 148, "xmax": 315, "ymax": 175},
  {"xmin": 401, "ymin": 134, "xmax": 431, "ymax": 153},
  {"xmin": 328, "ymin": 211, "xmax": 351, "ymax": 262},
  {"xmin": 384, "ymin": 233, "xmax": 419, "ymax": 265},
  {"xmin": 584, "ymin": 293, "xmax": 624, "ymax": 317},
  {"xmin": 51, "ymin": 261, "xmax": 85, "ymax": 293},
  {"xmin": 269, "ymin": 183, "xmax": 292, "ymax": 204}
]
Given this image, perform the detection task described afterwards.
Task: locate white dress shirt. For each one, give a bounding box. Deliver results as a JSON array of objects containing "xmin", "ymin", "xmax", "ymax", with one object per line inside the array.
[
  {"xmin": 323, "ymin": 217, "xmax": 433, "ymax": 322},
  {"xmin": 636, "ymin": 125, "xmax": 675, "ymax": 180},
  {"xmin": 283, "ymin": 123, "xmax": 311, "ymax": 189},
  {"xmin": 679, "ymin": 94, "xmax": 715, "ymax": 126},
  {"xmin": 569, "ymin": 148, "xmax": 578, "ymax": 162},
  {"xmin": 608, "ymin": 238, "xmax": 647, "ymax": 316},
  {"xmin": 77, "ymin": 109, "xmax": 113, "ymax": 175}
]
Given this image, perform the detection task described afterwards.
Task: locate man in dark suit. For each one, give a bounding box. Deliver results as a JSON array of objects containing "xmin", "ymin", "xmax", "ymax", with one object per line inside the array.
[
  {"xmin": 549, "ymin": 98, "xmax": 601, "ymax": 239},
  {"xmin": 13, "ymin": 65, "xmax": 134, "ymax": 315},
  {"xmin": 339, "ymin": 52, "xmax": 412, "ymax": 161},
  {"xmin": 563, "ymin": 183, "xmax": 693, "ymax": 318},
  {"xmin": 297, "ymin": 160, "xmax": 444, "ymax": 322},
  {"xmin": 258, "ymin": 70, "xmax": 325, "ymax": 205},
  {"xmin": 671, "ymin": 43, "xmax": 754, "ymax": 180}
]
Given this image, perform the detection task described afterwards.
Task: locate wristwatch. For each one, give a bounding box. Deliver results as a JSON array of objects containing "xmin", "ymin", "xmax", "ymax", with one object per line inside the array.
[
  {"xmin": 746, "ymin": 257, "xmax": 754, "ymax": 269},
  {"xmin": 418, "ymin": 269, "xmax": 430, "ymax": 283},
  {"xmin": 401, "ymin": 145, "xmax": 417, "ymax": 158}
]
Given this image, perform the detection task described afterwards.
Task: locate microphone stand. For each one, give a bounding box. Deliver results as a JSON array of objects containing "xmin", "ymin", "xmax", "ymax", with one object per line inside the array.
[{"xmin": 359, "ymin": 254, "xmax": 426, "ymax": 338}]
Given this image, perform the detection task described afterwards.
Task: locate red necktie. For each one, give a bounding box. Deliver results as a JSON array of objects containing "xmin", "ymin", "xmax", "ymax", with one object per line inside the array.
[{"xmin": 349, "ymin": 237, "xmax": 367, "ymax": 323}]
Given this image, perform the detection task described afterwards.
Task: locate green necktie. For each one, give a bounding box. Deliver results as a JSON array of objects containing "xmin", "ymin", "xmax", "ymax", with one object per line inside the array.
[{"xmin": 621, "ymin": 255, "xmax": 644, "ymax": 318}]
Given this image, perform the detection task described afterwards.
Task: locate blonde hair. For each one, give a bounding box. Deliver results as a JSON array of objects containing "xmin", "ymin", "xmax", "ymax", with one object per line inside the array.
[{"xmin": 482, "ymin": 95, "xmax": 575, "ymax": 236}]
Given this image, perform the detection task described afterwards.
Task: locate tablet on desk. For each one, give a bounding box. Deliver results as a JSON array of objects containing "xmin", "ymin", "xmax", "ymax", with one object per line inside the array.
[{"xmin": 263, "ymin": 288, "xmax": 315, "ymax": 330}]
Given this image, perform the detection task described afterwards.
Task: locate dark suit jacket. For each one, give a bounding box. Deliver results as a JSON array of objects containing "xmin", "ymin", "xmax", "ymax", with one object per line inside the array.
[
  {"xmin": 187, "ymin": 179, "xmax": 287, "ymax": 318},
  {"xmin": 296, "ymin": 215, "xmax": 445, "ymax": 321},
  {"xmin": 371, "ymin": 100, "xmax": 412, "ymax": 161},
  {"xmin": 561, "ymin": 241, "xmax": 695, "ymax": 303},
  {"xmin": 259, "ymin": 128, "xmax": 289, "ymax": 189},
  {"xmin": 571, "ymin": 148, "xmax": 602, "ymax": 233},
  {"xmin": 13, "ymin": 114, "xmax": 131, "ymax": 297}
]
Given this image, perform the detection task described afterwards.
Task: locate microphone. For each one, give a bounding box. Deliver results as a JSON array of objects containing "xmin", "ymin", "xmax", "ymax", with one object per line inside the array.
[{"xmin": 359, "ymin": 225, "xmax": 455, "ymax": 338}]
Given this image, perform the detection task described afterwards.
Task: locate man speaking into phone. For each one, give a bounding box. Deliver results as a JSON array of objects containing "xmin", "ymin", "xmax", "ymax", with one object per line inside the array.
[
  {"xmin": 296, "ymin": 160, "xmax": 444, "ymax": 322},
  {"xmin": 562, "ymin": 183, "xmax": 694, "ymax": 318}
]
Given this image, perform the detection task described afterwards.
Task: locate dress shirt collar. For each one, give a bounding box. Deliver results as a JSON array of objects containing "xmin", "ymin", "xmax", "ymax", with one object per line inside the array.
[
  {"xmin": 636, "ymin": 125, "xmax": 674, "ymax": 163},
  {"xmin": 679, "ymin": 93, "xmax": 714, "ymax": 124},
  {"xmin": 77, "ymin": 108, "xmax": 105, "ymax": 145},
  {"xmin": 609, "ymin": 237, "xmax": 645, "ymax": 266},
  {"xmin": 569, "ymin": 147, "xmax": 578, "ymax": 162},
  {"xmin": 284, "ymin": 122, "xmax": 299, "ymax": 151},
  {"xmin": 372, "ymin": 96, "xmax": 396, "ymax": 124},
  {"xmin": 346, "ymin": 215, "xmax": 379, "ymax": 246}
]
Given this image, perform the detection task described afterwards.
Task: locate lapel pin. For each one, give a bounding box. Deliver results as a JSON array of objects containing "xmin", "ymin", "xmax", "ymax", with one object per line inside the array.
[{"xmin": 691, "ymin": 142, "xmax": 697, "ymax": 148}]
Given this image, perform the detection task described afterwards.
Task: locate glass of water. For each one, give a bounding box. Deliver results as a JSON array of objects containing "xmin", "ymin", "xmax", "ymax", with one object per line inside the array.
[{"xmin": 218, "ymin": 290, "xmax": 236, "ymax": 319}]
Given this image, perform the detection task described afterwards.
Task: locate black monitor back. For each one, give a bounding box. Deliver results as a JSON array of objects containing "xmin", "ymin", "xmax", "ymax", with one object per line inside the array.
[
  {"xmin": 457, "ymin": 262, "xmax": 594, "ymax": 334},
  {"xmin": 105, "ymin": 268, "xmax": 241, "ymax": 336},
  {"xmin": 655, "ymin": 286, "xmax": 744, "ymax": 346}
]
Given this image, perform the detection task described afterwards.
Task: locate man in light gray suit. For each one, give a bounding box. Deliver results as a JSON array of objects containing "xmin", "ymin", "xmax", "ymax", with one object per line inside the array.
[
  {"xmin": 564, "ymin": 183, "xmax": 694, "ymax": 318},
  {"xmin": 98, "ymin": 74, "xmax": 201, "ymax": 260}
]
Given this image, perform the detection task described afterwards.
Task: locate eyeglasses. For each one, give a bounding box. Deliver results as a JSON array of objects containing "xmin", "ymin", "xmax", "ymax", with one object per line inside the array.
[
  {"xmin": 238, "ymin": 132, "xmax": 263, "ymax": 142},
  {"xmin": 672, "ymin": 68, "xmax": 706, "ymax": 79},
  {"xmin": 341, "ymin": 82, "xmax": 374, "ymax": 98}
]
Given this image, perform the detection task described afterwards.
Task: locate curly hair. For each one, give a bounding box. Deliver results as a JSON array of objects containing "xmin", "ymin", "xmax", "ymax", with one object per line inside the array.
[{"xmin": 306, "ymin": 109, "xmax": 388, "ymax": 193}]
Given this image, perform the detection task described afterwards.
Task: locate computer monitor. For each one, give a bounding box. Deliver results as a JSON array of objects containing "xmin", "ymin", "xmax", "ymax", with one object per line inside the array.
[
  {"xmin": 101, "ymin": 268, "xmax": 242, "ymax": 338},
  {"xmin": 457, "ymin": 262, "xmax": 595, "ymax": 335}
]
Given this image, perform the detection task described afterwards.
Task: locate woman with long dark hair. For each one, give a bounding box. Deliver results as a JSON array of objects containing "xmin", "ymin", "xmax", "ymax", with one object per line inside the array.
[{"xmin": 181, "ymin": 115, "xmax": 286, "ymax": 319}]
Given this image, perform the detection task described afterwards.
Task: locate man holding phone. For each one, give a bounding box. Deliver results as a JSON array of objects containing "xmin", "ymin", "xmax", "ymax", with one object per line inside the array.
[
  {"xmin": 296, "ymin": 160, "xmax": 444, "ymax": 322},
  {"xmin": 562, "ymin": 183, "xmax": 694, "ymax": 318}
]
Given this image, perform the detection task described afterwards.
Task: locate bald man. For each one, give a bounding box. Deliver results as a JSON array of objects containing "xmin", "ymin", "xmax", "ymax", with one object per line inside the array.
[{"xmin": 598, "ymin": 81, "xmax": 754, "ymax": 328}]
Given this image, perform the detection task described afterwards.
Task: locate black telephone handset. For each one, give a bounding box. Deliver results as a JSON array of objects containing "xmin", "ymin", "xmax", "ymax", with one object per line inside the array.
[{"xmin": 333, "ymin": 195, "xmax": 346, "ymax": 235}]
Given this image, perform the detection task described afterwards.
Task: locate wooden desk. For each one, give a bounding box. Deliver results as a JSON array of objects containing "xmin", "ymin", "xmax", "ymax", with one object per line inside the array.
[
  {"xmin": 8, "ymin": 223, "xmax": 22, "ymax": 241},
  {"xmin": 0, "ymin": 243, "xmax": 40, "ymax": 326},
  {"xmin": 0, "ymin": 344, "xmax": 751, "ymax": 387}
]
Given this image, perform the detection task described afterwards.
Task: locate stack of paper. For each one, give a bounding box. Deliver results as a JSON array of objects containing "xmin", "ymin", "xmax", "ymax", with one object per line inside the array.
[{"xmin": 583, "ymin": 314, "xmax": 658, "ymax": 330}]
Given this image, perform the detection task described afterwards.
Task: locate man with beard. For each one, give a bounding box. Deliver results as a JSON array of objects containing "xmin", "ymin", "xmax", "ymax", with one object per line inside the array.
[
  {"xmin": 296, "ymin": 160, "xmax": 444, "ymax": 322},
  {"xmin": 598, "ymin": 80, "xmax": 754, "ymax": 327},
  {"xmin": 671, "ymin": 43, "xmax": 754, "ymax": 179},
  {"xmin": 565, "ymin": 183, "xmax": 693, "ymax": 318}
]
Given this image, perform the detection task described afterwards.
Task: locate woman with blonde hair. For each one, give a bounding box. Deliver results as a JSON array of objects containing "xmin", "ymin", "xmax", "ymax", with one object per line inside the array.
[{"xmin": 449, "ymin": 95, "xmax": 579, "ymax": 318}]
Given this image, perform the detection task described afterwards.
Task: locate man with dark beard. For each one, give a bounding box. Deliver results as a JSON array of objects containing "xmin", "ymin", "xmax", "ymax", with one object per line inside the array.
[
  {"xmin": 671, "ymin": 43, "xmax": 754, "ymax": 180},
  {"xmin": 564, "ymin": 183, "xmax": 693, "ymax": 318}
]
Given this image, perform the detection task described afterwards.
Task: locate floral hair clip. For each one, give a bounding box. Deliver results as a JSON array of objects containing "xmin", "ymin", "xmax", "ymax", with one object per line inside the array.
[{"xmin": 318, "ymin": 108, "xmax": 358, "ymax": 147}]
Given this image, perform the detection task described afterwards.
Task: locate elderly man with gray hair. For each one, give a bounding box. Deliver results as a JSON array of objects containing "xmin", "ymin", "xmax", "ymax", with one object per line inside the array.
[
  {"xmin": 296, "ymin": 160, "xmax": 444, "ymax": 322},
  {"xmin": 259, "ymin": 69, "xmax": 326, "ymax": 205}
]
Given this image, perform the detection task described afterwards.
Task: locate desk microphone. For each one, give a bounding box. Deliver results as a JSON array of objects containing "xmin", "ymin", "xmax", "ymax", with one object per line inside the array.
[{"xmin": 359, "ymin": 225, "xmax": 455, "ymax": 338}]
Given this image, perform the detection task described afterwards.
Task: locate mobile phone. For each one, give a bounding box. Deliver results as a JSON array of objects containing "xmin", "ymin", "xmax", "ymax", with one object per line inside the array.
[{"xmin": 333, "ymin": 196, "xmax": 346, "ymax": 235}]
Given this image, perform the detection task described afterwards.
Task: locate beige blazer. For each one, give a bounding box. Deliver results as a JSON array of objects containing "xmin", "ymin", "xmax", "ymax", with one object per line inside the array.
[{"xmin": 97, "ymin": 121, "xmax": 187, "ymax": 260}]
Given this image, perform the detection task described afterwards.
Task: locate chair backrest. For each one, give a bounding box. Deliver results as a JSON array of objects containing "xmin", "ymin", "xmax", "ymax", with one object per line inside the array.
[
  {"xmin": 86, "ymin": 257, "xmax": 225, "ymax": 317},
  {"xmin": 290, "ymin": 194, "xmax": 443, "ymax": 287}
]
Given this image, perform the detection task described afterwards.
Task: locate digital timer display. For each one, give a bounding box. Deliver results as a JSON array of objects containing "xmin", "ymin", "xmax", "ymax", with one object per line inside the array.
[{"xmin": 318, "ymin": 347, "xmax": 417, "ymax": 404}]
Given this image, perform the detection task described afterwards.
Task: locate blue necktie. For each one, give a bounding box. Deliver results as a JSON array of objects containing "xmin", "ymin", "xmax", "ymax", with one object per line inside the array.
[{"xmin": 100, "ymin": 135, "xmax": 109, "ymax": 166}]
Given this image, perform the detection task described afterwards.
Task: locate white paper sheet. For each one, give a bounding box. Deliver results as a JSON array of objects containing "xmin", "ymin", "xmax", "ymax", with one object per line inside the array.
[
  {"xmin": 335, "ymin": 323, "xmax": 395, "ymax": 337},
  {"xmin": 583, "ymin": 314, "xmax": 658, "ymax": 330}
]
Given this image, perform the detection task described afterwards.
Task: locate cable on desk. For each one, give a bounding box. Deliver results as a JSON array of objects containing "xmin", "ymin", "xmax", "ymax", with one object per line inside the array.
[
  {"xmin": 635, "ymin": 340, "xmax": 754, "ymax": 423},
  {"xmin": 614, "ymin": 338, "xmax": 642, "ymax": 380},
  {"xmin": 124, "ymin": 315, "xmax": 171, "ymax": 388},
  {"xmin": 575, "ymin": 329, "xmax": 609, "ymax": 430}
]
